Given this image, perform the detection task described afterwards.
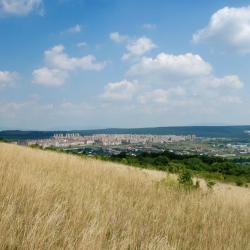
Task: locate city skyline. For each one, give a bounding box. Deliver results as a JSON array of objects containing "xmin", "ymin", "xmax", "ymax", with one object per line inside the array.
[{"xmin": 1, "ymin": 0, "xmax": 250, "ymax": 129}]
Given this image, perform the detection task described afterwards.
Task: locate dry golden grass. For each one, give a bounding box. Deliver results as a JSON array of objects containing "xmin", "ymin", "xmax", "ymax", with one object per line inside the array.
[{"xmin": 0, "ymin": 143, "xmax": 249, "ymax": 250}]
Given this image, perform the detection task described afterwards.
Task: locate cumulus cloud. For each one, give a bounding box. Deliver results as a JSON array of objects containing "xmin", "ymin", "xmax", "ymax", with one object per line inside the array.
[
  {"xmin": 122, "ymin": 36, "xmax": 157, "ymax": 60},
  {"xmin": 110, "ymin": 34, "xmax": 156, "ymax": 60},
  {"xmin": 124, "ymin": 51, "xmax": 244, "ymax": 112},
  {"xmin": 202, "ymin": 75, "xmax": 243, "ymax": 89},
  {"xmin": 0, "ymin": 0, "xmax": 43, "ymax": 16},
  {"xmin": 0, "ymin": 70, "xmax": 18, "ymax": 87},
  {"xmin": 193, "ymin": 6, "xmax": 250, "ymax": 53},
  {"xmin": 138, "ymin": 87, "xmax": 185, "ymax": 104},
  {"xmin": 110, "ymin": 32, "xmax": 128, "ymax": 43},
  {"xmin": 33, "ymin": 45, "xmax": 106, "ymax": 86},
  {"xmin": 128, "ymin": 53, "xmax": 212, "ymax": 80},
  {"xmin": 44, "ymin": 45, "xmax": 105, "ymax": 71},
  {"xmin": 127, "ymin": 52, "xmax": 243, "ymax": 89},
  {"xmin": 32, "ymin": 67, "xmax": 68, "ymax": 86},
  {"xmin": 101, "ymin": 80, "xmax": 137, "ymax": 101},
  {"xmin": 139, "ymin": 89, "xmax": 169, "ymax": 104}
]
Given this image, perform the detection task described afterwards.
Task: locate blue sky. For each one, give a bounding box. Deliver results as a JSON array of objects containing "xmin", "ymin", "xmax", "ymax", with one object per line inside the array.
[{"xmin": 1, "ymin": 0, "xmax": 250, "ymax": 130}]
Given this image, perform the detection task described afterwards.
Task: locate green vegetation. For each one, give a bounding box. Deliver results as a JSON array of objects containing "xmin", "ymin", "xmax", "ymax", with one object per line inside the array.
[
  {"xmin": 177, "ymin": 169, "xmax": 200, "ymax": 190},
  {"xmin": 178, "ymin": 169, "xmax": 193, "ymax": 186},
  {"xmin": 207, "ymin": 180, "xmax": 216, "ymax": 189},
  {"xmin": 102, "ymin": 151, "xmax": 250, "ymax": 185},
  {"xmin": 30, "ymin": 145, "xmax": 250, "ymax": 186}
]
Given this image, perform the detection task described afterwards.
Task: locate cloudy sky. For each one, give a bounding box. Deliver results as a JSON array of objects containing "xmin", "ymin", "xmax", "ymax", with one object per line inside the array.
[{"xmin": 1, "ymin": 0, "xmax": 250, "ymax": 130}]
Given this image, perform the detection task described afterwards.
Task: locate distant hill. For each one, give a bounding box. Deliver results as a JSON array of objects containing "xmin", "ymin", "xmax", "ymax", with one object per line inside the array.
[{"xmin": 1, "ymin": 125, "xmax": 250, "ymax": 141}]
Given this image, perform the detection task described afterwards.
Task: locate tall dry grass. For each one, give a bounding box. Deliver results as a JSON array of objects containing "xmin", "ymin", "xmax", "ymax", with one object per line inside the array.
[{"xmin": 0, "ymin": 143, "xmax": 249, "ymax": 250}]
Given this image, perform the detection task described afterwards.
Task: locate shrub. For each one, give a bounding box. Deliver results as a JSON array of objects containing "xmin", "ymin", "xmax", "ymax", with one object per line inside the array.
[
  {"xmin": 153, "ymin": 156, "xmax": 169, "ymax": 166},
  {"xmin": 235, "ymin": 180, "xmax": 244, "ymax": 186},
  {"xmin": 207, "ymin": 180, "xmax": 216, "ymax": 189},
  {"xmin": 178, "ymin": 169, "xmax": 193, "ymax": 186},
  {"xmin": 168, "ymin": 163, "xmax": 182, "ymax": 173},
  {"xmin": 195, "ymin": 180, "xmax": 200, "ymax": 189},
  {"xmin": 121, "ymin": 158, "xmax": 128, "ymax": 165}
]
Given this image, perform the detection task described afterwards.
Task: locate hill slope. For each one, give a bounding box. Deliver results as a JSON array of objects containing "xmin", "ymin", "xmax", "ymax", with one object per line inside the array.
[{"xmin": 0, "ymin": 143, "xmax": 249, "ymax": 250}]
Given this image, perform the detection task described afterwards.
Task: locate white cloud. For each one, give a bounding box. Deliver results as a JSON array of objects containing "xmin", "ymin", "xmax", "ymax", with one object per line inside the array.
[
  {"xmin": 124, "ymin": 51, "xmax": 244, "ymax": 113},
  {"xmin": 0, "ymin": 0, "xmax": 43, "ymax": 16},
  {"xmin": 101, "ymin": 80, "xmax": 137, "ymax": 101},
  {"xmin": 32, "ymin": 67, "xmax": 68, "ymax": 86},
  {"xmin": 143, "ymin": 23, "xmax": 157, "ymax": 30},
  {"xmin": 65, "ymin": 24, "xmax": 81, "ymax": 34},
  {"xmin": 128, "ymin": 53, "xmax": 212, "ymax": 80},
  {"xmin": 32, "ymin": 44, "xmax": 106, "ymax": 86},
  {"xmin": 203, "ymin": 75, "xmax": 244, "ymax": 89},
  {"xmin": 127, "ymin": 52, "xmax": 244, "ymax": 90},
  {"xmin": 138, "ymin": 87, "xmax": 185, "ymax": 104},
  {"xmin": 0, "ymin": 70, "xmax": 18, "ymax": 87},
  {"xmin": 139, "ymin": 89, "xmax": 169, "ymax": 104},
  {"xmin": 193, "ymin": 6, "xmax": 250, "ymax": 53},
  {"xmin": 110, "ymin": 34, "xmax": 156, "ymax": 60},
  {"xmin": 110, "ymin": 32, "xmax": 128, "ymax": 43},
  {"xmin": 44, "ymin": 45, "xmax": 105, "ymax": 71},
  {"xmin": 122, "ymin": 36, "xmax": 157, "ymax": 60}
]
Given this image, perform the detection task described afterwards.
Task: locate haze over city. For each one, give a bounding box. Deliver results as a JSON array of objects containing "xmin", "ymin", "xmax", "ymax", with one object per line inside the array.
[{"xmin": 1, "ymin": 0, "xmax": 250, "ymax": 130}]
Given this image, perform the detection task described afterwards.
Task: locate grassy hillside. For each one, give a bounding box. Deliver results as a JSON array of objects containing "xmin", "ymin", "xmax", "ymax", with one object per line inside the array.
[{"xmin": 0, "ymin": 143, "xmax": 249, "ymax": 250}]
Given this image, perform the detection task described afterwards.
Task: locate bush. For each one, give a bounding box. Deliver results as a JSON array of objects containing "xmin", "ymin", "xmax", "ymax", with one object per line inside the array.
[
  {"xmin": 153, "ymin": 156, "xmax": 169, "ymax": 166},
  {"xmin": 195, "ymin": 180, "xmax": 200, "ymax": 189},
  {"xmin": 178, "ymin": 169, "xmax": 193, "ymax": 186},
  {"xmin": 235, "ymin": 180, "xmax": 244, "ymax": 186},
  {"xmin": 121, "ymin": 158, "xmax": 128, "ymax": 165},
  {"xmin": 207, "ymin": 180, "xmax": 216, "ymax": 189},
  {"xmin": 184, "ymin": 158, "xmax": 208, "ymax": 171},
  {"xmin": 168, "ymin": 162, "xmax": 183, "ymax": 173},
  {"xmin": 30, "ymin": 144, "xmax": 42, "ymax": 149}
]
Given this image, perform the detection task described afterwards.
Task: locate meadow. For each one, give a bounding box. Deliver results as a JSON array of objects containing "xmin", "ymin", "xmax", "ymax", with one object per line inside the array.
[{"xmin": 0, "ymin": 143, "xmax": 249, "ymax": 249}]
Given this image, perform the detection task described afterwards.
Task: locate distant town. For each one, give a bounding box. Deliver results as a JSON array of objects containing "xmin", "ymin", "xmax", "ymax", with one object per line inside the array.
[
  {"xmin": 13, "ymin": 132, "xmax": 250, "ymax": 159},
  {"xmin": 24, "ymin": 133, "xmax": 196, "ymax": 148}
]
